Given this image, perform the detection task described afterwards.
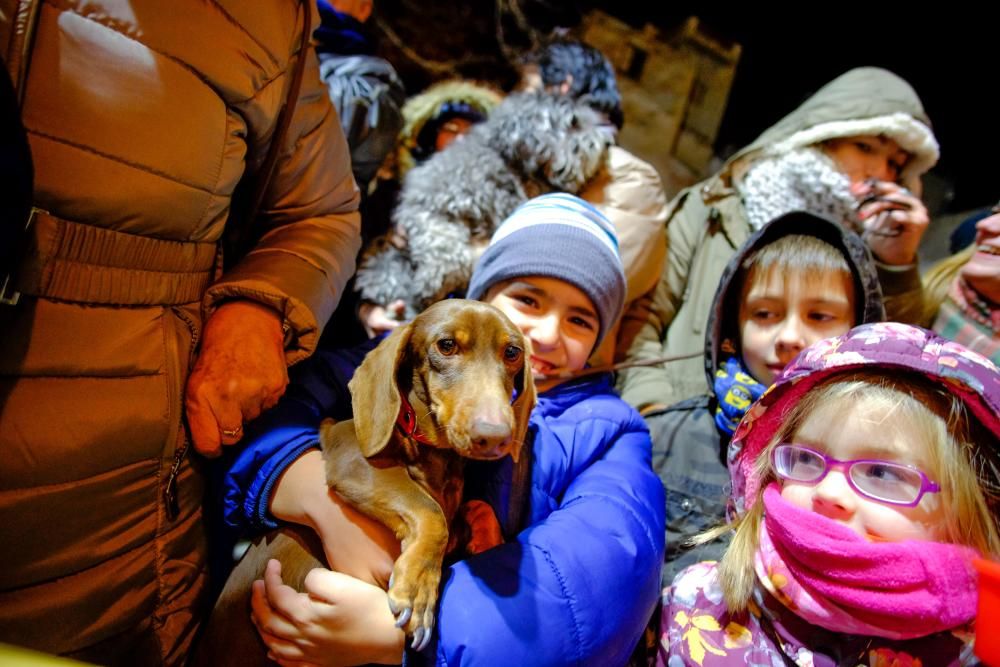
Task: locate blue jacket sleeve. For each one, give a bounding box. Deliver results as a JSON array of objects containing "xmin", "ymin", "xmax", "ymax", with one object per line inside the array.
[
  {"xmin": 407, "ymin": 414, "xmax": 666, "ymax": 666},
  {"xmin": 221, "ymin": 342, "xmax": 375, "ymax": 534}
]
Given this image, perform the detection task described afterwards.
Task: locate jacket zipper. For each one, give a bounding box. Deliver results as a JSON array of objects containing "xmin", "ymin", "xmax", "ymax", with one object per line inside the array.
[
  {"xmin": 164, "ymin": 306, "xmax": 202, "ymax": 521},
  {"xmin": 164, "ymin": 438, "xmax": 187, "ymax": 521}
]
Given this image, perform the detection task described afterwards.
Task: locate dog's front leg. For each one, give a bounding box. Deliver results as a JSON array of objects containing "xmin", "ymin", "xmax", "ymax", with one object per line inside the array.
[{"xmin": 328, "ymin": 454, "xmax": 449, "ymax": 652}]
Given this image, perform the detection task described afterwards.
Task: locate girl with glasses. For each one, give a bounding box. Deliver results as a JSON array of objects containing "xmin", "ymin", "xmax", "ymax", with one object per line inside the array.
[{"xmin": 658, "ymin": 322, "xmax": 1000, "ymax": 665}]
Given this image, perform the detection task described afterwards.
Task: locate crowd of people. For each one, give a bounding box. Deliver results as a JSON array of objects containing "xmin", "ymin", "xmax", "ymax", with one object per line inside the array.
[{"xmin": 1, "ymin": 1, "xmax": 997, "ymax": 666}]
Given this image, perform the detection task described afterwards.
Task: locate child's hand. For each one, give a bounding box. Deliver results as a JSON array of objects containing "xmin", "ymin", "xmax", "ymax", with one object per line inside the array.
[
  {"xmin": 359, "ymin": 300, "xmax": 407, "ymax": 338},
  {"xmin": 251, "ymin": 559, "xmax": 405, "ymax": 667},
  {"xmin": 851, "ymin": 179, "xmax": 929, "ymax": 266}
]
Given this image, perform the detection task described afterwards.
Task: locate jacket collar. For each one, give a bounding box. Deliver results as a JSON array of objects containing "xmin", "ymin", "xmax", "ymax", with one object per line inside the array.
[{"xmin": 535, "ymin": 373, "xmax": 614, "ymax": 414}]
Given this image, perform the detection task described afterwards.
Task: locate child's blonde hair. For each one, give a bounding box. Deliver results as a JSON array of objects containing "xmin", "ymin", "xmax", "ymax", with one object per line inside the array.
[
  {"xmin": 712, "ymin": 369, "xmax": 1000, "ymax": 611},
  {"xmin": 921, "ymin": 245, "xmax": 976, "ymax": 326}
]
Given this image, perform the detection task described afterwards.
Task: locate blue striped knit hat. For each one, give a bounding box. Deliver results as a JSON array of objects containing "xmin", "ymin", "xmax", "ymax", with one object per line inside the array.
[{"xmin": 467, "ymin": 193, "xmax": 626, "ymax": 347}]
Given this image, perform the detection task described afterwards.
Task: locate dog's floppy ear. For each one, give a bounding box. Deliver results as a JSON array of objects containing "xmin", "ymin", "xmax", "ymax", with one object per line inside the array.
[
  {"xmin": 348, "ymin": 324, "xmax": 412, "ymax": 457},
  {"xmin": 508, "ymin": 339, "xmax": 537, "ymax": 464}
]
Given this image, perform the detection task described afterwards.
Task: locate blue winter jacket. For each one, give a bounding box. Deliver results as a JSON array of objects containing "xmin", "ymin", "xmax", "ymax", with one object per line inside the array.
[{"xmin": 222, "ymin": 348, "xmax": 664, "ymax": 666}]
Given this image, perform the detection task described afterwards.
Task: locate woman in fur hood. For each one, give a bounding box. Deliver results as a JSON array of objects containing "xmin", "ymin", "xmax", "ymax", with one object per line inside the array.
[
  {"xmin": 618, "ymin": 66, "xmax": 941, "ymax": 413},
  {"xmin": 354, "ymin": 90, "xmax": 614, "ymax": 322}
]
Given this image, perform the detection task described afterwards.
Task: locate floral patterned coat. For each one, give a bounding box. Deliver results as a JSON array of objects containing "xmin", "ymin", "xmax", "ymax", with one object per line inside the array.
[{"xmin": 658, "ymin": 562, "xmax": 977, "ymax": 667}]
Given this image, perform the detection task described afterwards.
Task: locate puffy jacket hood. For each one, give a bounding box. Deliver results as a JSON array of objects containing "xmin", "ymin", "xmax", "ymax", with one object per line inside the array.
[
  {"xmin": 724, "ymin": 67, "xmax": 938, "ymax": 189},
  {"xmin": 703, "ymin": 210, "xmax": 886, "ymax": 389},
  {"xmin": 729, "ymin": 322, "xmax": 1000, "ymax": 514}
]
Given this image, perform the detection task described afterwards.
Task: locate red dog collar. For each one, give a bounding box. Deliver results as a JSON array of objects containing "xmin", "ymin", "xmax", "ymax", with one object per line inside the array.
[{"xmin": 396, "ymin": 393, "xmax": 435, "ymax": 445}]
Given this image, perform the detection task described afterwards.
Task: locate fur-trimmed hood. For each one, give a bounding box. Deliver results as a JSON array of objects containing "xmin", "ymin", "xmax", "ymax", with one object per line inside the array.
[
  {"xmin": 395, "ymin": 79, "xmax": 503, "ymax": 178},
  {"xmin": 355, "ymin": 91, "xmax": 611, "ymax": 316},
  {"xmin": 722, "ymin": 67, "xmax": 939, "ymax": 191}
]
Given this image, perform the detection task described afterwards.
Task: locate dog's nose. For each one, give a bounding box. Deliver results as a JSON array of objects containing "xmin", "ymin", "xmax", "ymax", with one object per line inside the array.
[{"xmin": 470, "ymin": 418, "xmax": 512, "ymax": 455}]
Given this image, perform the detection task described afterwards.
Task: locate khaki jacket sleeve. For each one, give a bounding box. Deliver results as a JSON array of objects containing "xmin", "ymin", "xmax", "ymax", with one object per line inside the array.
[
  {"xmin": 877, "ymin": 261, "xmax": 925, "ymax": 325},
  {"xmin": 205, "ymin": 28, "xmax": 362, "ymax": 366},
  {"xmin": 582, "ymin": 147, "xmax": 668, "ymax": 367},
  {"xmin": 581, "ymin": 147, "xmax": 669, "ymax": 304},
  {"xmin": 617, "ymin": 189, "xmax": 701, "ymax": 411}
]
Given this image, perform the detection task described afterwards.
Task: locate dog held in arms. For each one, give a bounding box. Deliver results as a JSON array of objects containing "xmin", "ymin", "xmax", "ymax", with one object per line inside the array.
[{"xmin": 195, "ymin": 299, "xmax": 537, "ymax": 663}]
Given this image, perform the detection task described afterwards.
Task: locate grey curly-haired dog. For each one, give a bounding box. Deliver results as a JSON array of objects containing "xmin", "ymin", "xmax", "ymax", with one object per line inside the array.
[{"xmin": 354, "ymin": 91, "xmax": 612, "ymax": 318}]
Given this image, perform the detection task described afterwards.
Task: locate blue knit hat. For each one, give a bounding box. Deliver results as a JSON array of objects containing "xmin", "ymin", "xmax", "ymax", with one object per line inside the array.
[{"xmin": 467, "ymin": 193, "xmax": 626, "ymax": 347}]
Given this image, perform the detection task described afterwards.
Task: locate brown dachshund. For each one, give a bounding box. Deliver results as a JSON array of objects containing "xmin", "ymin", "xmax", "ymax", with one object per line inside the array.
[{"xmin": 193, "ymin": 299, "xmax": 536, "ymax": 664}]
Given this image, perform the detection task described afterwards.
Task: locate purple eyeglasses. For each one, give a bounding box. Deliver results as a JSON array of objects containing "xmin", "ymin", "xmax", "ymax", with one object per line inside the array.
[{"xmin": 771, "ymin": 443, "xmax": 941, "ymax": 507}]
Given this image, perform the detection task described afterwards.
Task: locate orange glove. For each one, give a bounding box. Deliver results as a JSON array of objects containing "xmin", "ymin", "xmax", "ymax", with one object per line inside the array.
[
  {"xmin": 185, "ymin": 300, "xmax": 289, "ymax": 457},
  {"xmin": 457, "ymin": 499, "xmax": 504, "ymax": 555}
]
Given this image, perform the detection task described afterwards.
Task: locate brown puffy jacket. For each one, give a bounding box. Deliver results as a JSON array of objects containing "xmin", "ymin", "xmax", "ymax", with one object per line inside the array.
[{"xmin": 0, "ymin": 1, "xmax": 360, "ymax": 664}]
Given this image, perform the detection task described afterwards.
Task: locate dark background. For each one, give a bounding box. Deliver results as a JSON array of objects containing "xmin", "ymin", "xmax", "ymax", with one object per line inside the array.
[
  {"xmin": 374, "ymin": 3, "xmax": 995, "ymax": 213},
  {"xmin": 640, "ymin": 9, "xmax": 994, "ymax": 213}
]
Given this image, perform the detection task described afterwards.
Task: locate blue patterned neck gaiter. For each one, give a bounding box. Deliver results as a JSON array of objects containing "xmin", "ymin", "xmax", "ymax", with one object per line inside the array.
[{"xmin": 713, "ymin": 356, "xmax": 767, "ymax": 436}]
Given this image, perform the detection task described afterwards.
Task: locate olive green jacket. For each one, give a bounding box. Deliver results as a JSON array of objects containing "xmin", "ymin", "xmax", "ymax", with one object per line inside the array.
[{"xmin": 617, "ymin": 67, "xmax": 937, "ymax": 411}]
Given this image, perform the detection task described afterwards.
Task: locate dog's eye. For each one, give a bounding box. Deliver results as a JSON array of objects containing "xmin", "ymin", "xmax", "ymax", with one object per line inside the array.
[
  {"xmin": 503, "ymin": 344, "xmax": 523, "ymax": 363},
  {"xmin": 437, "ymin": 338, "xmax": 457, "ymax": 355}
]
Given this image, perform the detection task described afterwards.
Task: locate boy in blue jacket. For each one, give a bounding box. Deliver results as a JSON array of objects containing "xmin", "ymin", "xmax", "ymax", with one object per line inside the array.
[{"xmin": 221, "ymin": 193, "xmax": 665, "ymax": 665}]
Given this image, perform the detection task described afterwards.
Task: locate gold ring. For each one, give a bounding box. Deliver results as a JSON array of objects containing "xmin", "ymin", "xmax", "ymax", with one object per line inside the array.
[{"xmin": 221, "ymin": 425, "xmax": 243, "ymax": 438}]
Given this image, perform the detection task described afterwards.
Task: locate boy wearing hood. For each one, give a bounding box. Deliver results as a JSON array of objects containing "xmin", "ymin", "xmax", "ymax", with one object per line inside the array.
[
  {"xmin": 651, "ymin": 212, "xmax": 886, "ymax": 583},
  {"xmin": 619, "ymin": 67, "xmax": 938, "ymax": 412}
]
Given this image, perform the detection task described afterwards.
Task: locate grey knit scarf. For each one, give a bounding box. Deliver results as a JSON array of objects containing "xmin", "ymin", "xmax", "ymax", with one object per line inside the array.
[{"xmin": 739, "ymin": 148, "xmax": 859, "ymax": 232}]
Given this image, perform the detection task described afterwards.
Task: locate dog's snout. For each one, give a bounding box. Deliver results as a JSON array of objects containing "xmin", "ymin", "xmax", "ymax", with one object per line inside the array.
[
  {"xmin": 472, "ymin": 418, "xmax": 511, "ymax": 449},
  {"xmin": 470, "ymin": 417, "xmax": 512, "ymax": 455}
]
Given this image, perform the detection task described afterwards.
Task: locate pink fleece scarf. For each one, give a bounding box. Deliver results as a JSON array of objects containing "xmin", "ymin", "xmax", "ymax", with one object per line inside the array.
[{"xmin": 754, "ymin": 483, "xmax": 979, "ymax": 640}]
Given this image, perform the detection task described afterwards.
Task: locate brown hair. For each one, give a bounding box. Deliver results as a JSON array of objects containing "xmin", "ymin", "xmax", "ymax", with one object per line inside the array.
[{"xmin": 739, "ymin": 234, "xmax": 854, "ymax": 306}]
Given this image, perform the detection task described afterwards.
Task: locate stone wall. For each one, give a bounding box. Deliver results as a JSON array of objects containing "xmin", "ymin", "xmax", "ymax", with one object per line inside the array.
[{"xmin": 580, "ymin": 13, "xmax": 740, "ymax": 197}]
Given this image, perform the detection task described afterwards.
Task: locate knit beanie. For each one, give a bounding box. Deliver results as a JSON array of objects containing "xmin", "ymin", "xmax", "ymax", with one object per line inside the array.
[{"xmin": 466, "ymin": 193, "xmax": 626, "ymax": 347}]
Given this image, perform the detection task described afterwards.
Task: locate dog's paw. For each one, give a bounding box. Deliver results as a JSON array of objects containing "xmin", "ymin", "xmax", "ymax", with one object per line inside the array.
[{"xmin": 387, "ymin": 553, "xmax": 442, "ymax": 651}]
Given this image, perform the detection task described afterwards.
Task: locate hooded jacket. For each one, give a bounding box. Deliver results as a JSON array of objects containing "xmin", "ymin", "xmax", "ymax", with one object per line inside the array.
[
  {"xmin": 660, "ymin": 322, "xmax": 1000, "ymax": 666},
  {"xmin": 221, "ymin": 362, "xmax": 665, "ymax": 667},
  {"xmin": 581, "ymin": 145, "xmax": 669, "ymax": 368},
  {"xmin": 646, "ymin": 212, "xmax": 885, "ymax": 584},
  {"xmin": 618, "ymin": 67, "xmax": 939, "ymax": 412},
  {"xmin": 0, "ymin": 1, "xmax": 360, "ymax": 663}
]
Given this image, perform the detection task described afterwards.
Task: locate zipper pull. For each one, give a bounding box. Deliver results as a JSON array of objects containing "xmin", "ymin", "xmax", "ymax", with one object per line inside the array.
[{"xmin": 164, "ymin": 442, "xmax": 187, "ymax": 521}]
